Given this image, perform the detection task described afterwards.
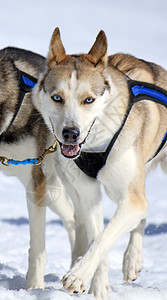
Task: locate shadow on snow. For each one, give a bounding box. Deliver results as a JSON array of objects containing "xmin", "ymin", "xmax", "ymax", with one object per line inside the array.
[
  {"xmin": 104, "ymin": 218, "xmax": 167, "ymax": 236},
  {"xmin": 0, "ymin": 263, "xmax": 59, "ymax": 291},
  {"xmin": 1, "ymin": 217, "xmax": 167, "ymax": 235},
  {"xmin": 0, "ymin": 217, "xmax": 63, "ymax": 227}
]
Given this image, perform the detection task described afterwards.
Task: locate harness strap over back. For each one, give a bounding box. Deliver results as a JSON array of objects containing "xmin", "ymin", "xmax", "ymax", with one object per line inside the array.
[
  {"xmin": 0, "ymin": 68, "xmax": 37, "ymax": 142},
  {"xmin": 74, "ymin": 79, "xmax": 167, "ymax": 179},
  {"xmin": 128, "ymin": 79, "xmax": 167, "ymax": 160}
]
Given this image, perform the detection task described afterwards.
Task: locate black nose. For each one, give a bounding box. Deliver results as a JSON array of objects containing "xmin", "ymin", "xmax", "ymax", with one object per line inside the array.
[{"xmin": 62, "ymin": 127, "xmax": 80, "ymax": 143}]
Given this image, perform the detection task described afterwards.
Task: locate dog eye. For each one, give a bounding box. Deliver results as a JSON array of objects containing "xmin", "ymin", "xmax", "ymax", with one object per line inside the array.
[
  {"xmin": 52, "ymin": 95, "xmax": 63, "ymax": 103},
  {"xmin": 84, "ymin": 97, "xmax": 95, "ymax": 104}
]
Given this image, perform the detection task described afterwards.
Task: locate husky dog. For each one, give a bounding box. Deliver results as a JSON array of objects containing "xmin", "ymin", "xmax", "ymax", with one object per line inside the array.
[
  {"xmin": 34, "ymin": 28, "xmax": 167, "ymax": 299},
  {"xmin": 0, "ymin": 47, "xmax": 75, "ymax": 290}
]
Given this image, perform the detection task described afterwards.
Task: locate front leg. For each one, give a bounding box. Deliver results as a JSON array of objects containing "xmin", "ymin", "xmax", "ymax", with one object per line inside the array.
[
  {"xmin": 61, "ymin": 172, "xmax": 110, "ymax": 299},
  {"xmin": 46, "ymin": 173, "xmax": 76, "ymax": 261},
  {"xmin": 63, "ymin": 190, "xmax": 147, "ymax": 299},
  {"xmin": 25, "ymin": 166, "xmax": 46, "ymax": 290}
]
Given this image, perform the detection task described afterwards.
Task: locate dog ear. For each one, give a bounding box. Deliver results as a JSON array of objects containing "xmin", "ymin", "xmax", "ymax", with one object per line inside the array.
[
  {"xmin": 85, "ymin": 30, "xmax": 108, "ymax": 66},
  {"xmin": 47, "ymin": 27, "xmax": 69, "ymax": 67}
]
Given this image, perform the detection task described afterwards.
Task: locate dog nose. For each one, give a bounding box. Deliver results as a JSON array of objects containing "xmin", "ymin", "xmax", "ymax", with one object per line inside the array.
[{"xmin": 62, "ymin": 127, "xmax": 80, "ymax": 143}]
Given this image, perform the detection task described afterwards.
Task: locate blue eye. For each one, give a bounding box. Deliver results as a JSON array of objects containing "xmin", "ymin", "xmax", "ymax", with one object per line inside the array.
[
  {"xmin": 84, "ymin": 97, "xmax": 95, "ymax": 104},
  {"xmin": 52, "ymin": 95, "xmax": 63, "ymax": 103}
]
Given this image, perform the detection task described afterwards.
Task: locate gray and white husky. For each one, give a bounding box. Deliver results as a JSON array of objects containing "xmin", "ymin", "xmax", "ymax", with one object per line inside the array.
[
  {"xmin": 0, "ymin": 47, "xmax": 75, "ymax": 290},
  {"xmin": 34, "ymin": 27, "xmax": 167, "ymax": 300}
]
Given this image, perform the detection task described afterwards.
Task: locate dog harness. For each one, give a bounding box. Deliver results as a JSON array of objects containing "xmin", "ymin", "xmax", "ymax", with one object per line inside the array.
[
  {"xmin": 0, "ymin": 69, "xmax": 58, "ymax": 166},
  {"xmin": 1, "ymin": 69, "xmax": 166, "ymax": 170},
  {"xmin": 0, "ymin": 68, "xmax": 37, "ymax": 142},
  {"xmin": 74, "ymin": 79, "xmax": 167, "ymax": 179}
]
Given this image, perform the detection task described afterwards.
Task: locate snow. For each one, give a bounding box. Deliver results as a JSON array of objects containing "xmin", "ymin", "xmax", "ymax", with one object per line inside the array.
[{"xmin": 0, "ymin": 0, "xmax": 167, "ymax": 299}]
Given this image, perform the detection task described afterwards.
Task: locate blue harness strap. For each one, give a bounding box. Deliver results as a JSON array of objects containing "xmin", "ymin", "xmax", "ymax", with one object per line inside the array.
[
  {"xmin": 129, "ymin": 79, "xmax": 167, "ymax": 159},
  {"xmin": 74, "ymin": 78, "xmax": 167, "ymax": 178},
  {"xmin": 131, "ymin": 84, "xmax": 167, "ymax": 105},
  {"xmin": 22, "ymin": 74, "xmax": 37, "ymax": 89},
  {"xmin": 18, "ymin": 69, "xmax": 37, "ymax": 92},
  {"xmin": 162, "ymin": 131, "xmax": 167, "ymax": 142},
  {"xmin": 0, "ymin": 68, "xmax": 37, "ymax": 143},
  {"xmin": 129, "ymin": 79, "xmax": 167, "ymax": 107}
]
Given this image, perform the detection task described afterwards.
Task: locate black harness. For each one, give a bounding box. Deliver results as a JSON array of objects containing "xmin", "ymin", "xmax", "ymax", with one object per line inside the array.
[
  {"xmin": 0, "ymin": 68, "xmax": 37, "ymax": 142},
  {"xmin": 74, "ymin": 79, "xmax": 167, "ymax": 179}
]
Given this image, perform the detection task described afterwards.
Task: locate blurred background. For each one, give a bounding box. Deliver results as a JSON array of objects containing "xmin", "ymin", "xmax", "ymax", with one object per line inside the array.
[{"xmin": 0, "ymin": 0, "xmax": 167, "ymax": 67}]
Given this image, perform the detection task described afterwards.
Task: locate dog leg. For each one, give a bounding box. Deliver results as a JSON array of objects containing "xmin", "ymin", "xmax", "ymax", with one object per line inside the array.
[
  {"xmin": 71, "ymin": 195, "xmax": 109, "ymax": 300},
  {"xmin": 63, "ymin": 182, "xmax": 96, "ymax": 265},
  {"xmin": 43, "ymin": 155, "xmax": 76, "ymax": 257},
  {"xmin": 25, "ymin": 166, "xmax": 46, "ymax": 290},
  {"xmin": 122, "ymin": 218, "xmax": 146, "ymax": 282},
  {"xmin": 47, "ymin": 174, "xmax": 76, "ymax": 258},
  {"xmin": 88, "ymin": 257, "xmax": 109, "ymax": 300},
  {"xmin": 55, "ymin": 168, "xmax": 95, "ymax": 265},
  {"xmin": 71, "ymin": 204, "xmax": 88, "ymax": 265},
  {"xmin": 62, "ymin": 191, "xmax": 148, "ymax": 296},
  {"xmin": 81, "ymin": 190, "xmax": 109, "ymax": 299},
  {"xmin": 62, "ymin": 178, "xmax": 110, "ymax": 299}
]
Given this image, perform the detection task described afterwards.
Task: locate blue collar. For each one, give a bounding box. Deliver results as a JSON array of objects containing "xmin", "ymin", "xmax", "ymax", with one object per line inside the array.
[{"xmin": 74, "ymin": 78, "xmax": 167, "ymax": 178}]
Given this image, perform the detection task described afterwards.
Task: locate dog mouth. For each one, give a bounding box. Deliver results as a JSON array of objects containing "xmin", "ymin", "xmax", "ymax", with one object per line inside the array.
[
  {"xmin": 60, "ymin": 143, "xmax": 81, "ymax": 159},
  {"xmin": 56, "ymin": 119, "xmax": 96, "ymax": 159}
]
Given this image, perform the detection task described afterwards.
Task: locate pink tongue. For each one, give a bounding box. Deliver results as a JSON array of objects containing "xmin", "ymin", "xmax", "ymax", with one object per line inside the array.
[{"xmin": 62, "ymin": 144, "xmax": 79, "ymax": 157}]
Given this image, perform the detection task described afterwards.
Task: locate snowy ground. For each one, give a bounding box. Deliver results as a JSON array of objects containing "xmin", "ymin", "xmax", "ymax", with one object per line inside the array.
[{"xmin": 0, "ymin": 0, "xmax": 167, "ymax": 299}]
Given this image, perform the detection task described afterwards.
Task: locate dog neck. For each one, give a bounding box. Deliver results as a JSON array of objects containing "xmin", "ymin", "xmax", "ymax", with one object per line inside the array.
[{"xmin": 74, "ymin": 78, "xmax": 167, "ymax": 179}]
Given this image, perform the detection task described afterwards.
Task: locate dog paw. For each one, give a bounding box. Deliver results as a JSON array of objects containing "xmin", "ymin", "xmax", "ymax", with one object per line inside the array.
[
  {"xmin": 25, "ymin": 270, "xmax": 44, "ymax": 290},
  {"xmin": 122, "ymin": 244, "xmax": 142, "ymax": 282},
  {"xmin": 89, "ymin": 275, "xmax": 109, "ymax": 300},
  {"xmin": 88, "ymin": 259, "xmax": 109, "ymax": 300},
  {"xmin": 62, "ymin": 274, "xmax": 85, "ymax": 294},
  {"xmin": 62, "ymin": 257, "xmax": 92, "ymax": 294},
  {"xmin": 25, "ymin": 279, "xmax": 44, "ymax": 290}
]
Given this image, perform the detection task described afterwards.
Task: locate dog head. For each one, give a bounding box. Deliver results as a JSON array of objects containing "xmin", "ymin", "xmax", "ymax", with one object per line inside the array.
[{"xmin": 34, "ymin": 28, "xmax": 111, "ymax": 159}]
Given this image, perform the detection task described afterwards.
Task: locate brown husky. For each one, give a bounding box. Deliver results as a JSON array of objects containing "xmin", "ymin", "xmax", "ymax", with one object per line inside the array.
[
  {"xmin": 33, "ymin": 28, "xmax": 167, "ymax": 299},
  {"xmin": 0, "ymin": 47, "xmax": 75, "ymax": 290}
]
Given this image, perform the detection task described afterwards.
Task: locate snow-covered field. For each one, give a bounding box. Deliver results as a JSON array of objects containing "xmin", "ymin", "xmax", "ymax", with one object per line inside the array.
[{"xmin": 0, "ymin": 0, "xmax": 167, "ymax": 299}]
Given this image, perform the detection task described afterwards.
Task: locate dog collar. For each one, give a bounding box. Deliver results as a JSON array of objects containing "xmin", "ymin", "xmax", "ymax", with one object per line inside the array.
[
  {"xmin": 74, "ymin": 79, "xmax": 167, "ymax": 179},
  {"xmin": 0, "ymin": 68, "xmax": 37, "ymax": 141}
]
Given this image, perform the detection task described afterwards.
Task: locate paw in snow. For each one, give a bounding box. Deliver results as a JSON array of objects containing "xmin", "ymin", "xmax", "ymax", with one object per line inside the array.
[
  {"xmin": 61, "ymin": 257, "xmax": 92, "ymax": 294},
  {"xmin": 25, "ymin": 279, "xmax": 44, "ymax": 290},
  {"xmin": 25, "ymin": 269, "xmax": 44, "ymax": 290},
  {"xmin": 122, "ymin": 243, "xmax": 143, "ymax": 282},
  {"xmin": 89, "ymin": 259, "xmax": 109, "ymax": 300}
]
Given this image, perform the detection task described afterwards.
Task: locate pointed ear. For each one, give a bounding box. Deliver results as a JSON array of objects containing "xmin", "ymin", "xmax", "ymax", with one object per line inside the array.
[
  {"xmin": 85, "ymin": 30, "xmax": 108, "ymax": 66},
  {"xmin": 47, "ymin": 27, "xmax": 69, "ymax": 67}
]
